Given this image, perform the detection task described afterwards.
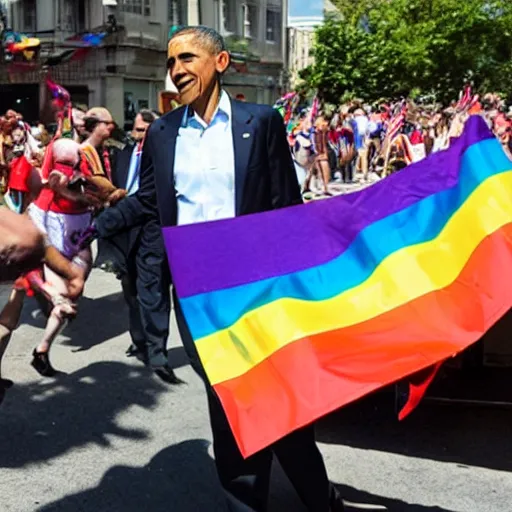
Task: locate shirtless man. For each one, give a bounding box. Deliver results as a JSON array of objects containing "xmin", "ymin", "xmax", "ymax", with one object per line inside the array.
[
  {"xmin": 0, "ymin": 207, "xmax": 45, "ymax": 282},
  {"xmin": 0, "ymin": 208, "xmax": 85, "ymax": 401}
]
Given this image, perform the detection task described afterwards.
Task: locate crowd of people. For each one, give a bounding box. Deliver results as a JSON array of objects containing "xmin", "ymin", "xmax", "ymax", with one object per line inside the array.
[
  {"xmin": 279, "ymin": 90, "xmax": 512, "ymax": 198},
  {"xmin": 0, "ymin": 99, "xmax": 174, "ymax": 389},
  {"xmin": 1, "ymin": 82, "xmax": 512, "ymax": 398}
]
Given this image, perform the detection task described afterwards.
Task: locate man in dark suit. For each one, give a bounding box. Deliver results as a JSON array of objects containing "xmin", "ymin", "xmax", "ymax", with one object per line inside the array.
[
  {"xmin": 109, "ymin": 109, "xmax": 158, "ymax": 360},
  {"xmin": 91, "ymin": 26, "xmax": 344, "ymax": 512},
  {"xmin": 97, "ymin": 109, "xmax": 180, "ymax": 384}
]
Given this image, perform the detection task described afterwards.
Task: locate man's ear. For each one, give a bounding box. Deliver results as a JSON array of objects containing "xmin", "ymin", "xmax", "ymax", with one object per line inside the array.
[{"xmin": 215, "ymin": 50, "xmax": 231, "ymax": 74}]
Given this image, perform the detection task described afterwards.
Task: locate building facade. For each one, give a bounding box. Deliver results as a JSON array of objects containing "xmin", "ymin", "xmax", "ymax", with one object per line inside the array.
[
  {"xmin": 0, "ymin": 0, "xmax": 287, "ymax": 125},
  {"xmin": 192, "ymin": 0, "xmax": 287, "ymax": 105},
  {"xmin": 286, "ymin": 0, "xmax": 338, "ymax": 89}
]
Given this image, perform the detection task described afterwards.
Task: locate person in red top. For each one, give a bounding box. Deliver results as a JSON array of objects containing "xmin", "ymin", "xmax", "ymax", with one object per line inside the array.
[
  {"xmin": 3, "ymin": 120, "xmax": 41, "ymax": 213},
  {"xmin": 26, "ymin": 138, "xmax": 97, "ymax": 376}
]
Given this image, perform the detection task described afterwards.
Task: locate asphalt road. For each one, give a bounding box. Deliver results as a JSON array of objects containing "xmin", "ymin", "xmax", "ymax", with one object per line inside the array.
[{"xmin": 0, "ymin": 269, "xmax": 511, "ymax": 512}]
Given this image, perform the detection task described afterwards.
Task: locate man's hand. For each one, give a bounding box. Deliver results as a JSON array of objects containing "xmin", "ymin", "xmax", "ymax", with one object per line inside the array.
[
  {"xmin": 47, "ymin": 170, "xmax": 70, "ymax": 190},
  {"xmin": 107, "ymin": 188, "xmax": 127, "ymax": 205}
]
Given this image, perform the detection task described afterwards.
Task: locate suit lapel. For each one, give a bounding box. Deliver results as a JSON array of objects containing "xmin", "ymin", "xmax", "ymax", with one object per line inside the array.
[
  {"xmin": 156, "ymin": 109, "xmax": 183, "ymax": 226},
  {"xmin": 231, "ymin": 101, "xmax": 254, "ymax": 215},
  {"xmin": 117, "ymin": 145, "xmax": 133, "ymax": 189}
]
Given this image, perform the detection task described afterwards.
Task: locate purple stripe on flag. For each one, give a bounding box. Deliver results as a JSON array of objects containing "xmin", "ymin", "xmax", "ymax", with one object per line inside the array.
[{"xmin": 163, "ymin": 116, "xmax": 492, "ymax": 298}]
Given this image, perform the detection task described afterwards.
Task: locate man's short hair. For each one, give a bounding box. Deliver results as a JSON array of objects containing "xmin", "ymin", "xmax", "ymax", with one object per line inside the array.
[
  {"xmin": 168, "ymin": 25, "xmax": 226, "ymax": 55},
  {"xmin": 138, "ymin": 109, "xmax": 158, "ymax": 124}
]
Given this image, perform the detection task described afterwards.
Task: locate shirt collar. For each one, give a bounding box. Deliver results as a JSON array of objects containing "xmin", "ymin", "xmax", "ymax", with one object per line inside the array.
[{"xmin": 181, "ymin": 90, "xmax": 232, "ymax": 129}]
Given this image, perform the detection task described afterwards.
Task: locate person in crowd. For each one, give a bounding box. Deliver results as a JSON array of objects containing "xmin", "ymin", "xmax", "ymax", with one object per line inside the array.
[
  {"xmin": 336, "ymin": 111, "xmax": 355, "ymax": 183},
  {"xmin": 350, "ymin": 106, "xmax": 370, "ymax": 181},
  {"xmin": 26, "ymin": 138, "xmax": 97, "ymax": 376},
  {"xmin": 80, "ymin": 107, "xmax": 126, "ymax": 269},
  {"xmin": 72, "ymin": 106, "xmax": 88, "ymax": 142},
  {"xmin": 80, "ymin": 107, "xmax": 123, "ymax": 201},
  {"xmin": 0, "ymin": 207, "xmax": 86, "ymax": 395},
  {"xmin": 108, "ymin": 109, "xmax": 162, "ymax": 363},
  {"xmin": 303, "ymin": 112, "xmax": 332, "ymax": 196}
]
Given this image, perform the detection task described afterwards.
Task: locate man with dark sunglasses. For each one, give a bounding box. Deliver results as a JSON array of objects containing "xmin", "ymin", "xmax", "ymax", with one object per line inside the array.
[{"xmin": 130, "ymin": 110, "xmax": 156, "ymax": 144}]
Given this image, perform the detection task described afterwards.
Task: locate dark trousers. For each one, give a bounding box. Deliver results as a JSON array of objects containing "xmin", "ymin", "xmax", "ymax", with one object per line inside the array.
[
  {"xmin": 105, "ymin": 225, "xmax": 170, "ymax": 369},
  {"xmin": 120, "ymin": 272, "xmax": 145, "ymax": 350},
  {"xmin": 173, "ymin": 292, "xmax": 331, "ymax": 512},
  {"xmin": 341, "ymin": 162, "xmax": 354, "ymax": 183},
  {"xmin": 135, "ymin": 224, "xmax": 171, "ymax": 369}
]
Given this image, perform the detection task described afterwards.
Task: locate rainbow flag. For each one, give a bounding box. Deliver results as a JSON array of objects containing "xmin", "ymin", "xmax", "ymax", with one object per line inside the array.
[{"xmin": 163, "ymin": 116, "xmax": 512, "ymax": 458}]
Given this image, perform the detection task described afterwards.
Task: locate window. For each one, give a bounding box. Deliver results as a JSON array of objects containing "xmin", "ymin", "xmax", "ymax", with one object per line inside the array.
[
  {"xmin": 221, "ymin": 0, "xmax": 235, "ymax": 34},
  {"xmin": 120, "ymin": 0, "xmax": 151, "ymax": 16},
  {"xmin": 266, "ymin": 9, "xmax": 280, "ymax": 43},
  {"xmin": 243, "ymin": 3, "xmax": 257, "ymax": 39},
  {"xmin": 168, "ymin": 0, "xmax": 182, "ymax": 25},
  {"xmin": 60, "ymin": 0, "xmax": 75, "ymax": 32},
  {"xmin": 23, "ymin": 0, "xmax": 36, "ymax": 32},
  {"xmin": 77, "ymin": 0, "xmax": 86, "ymax": 33}
]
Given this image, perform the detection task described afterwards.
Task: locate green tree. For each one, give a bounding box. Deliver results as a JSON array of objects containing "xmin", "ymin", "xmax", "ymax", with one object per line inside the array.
[{"xmin": 303, "ymin": 0, "xmax": 512, "ymax": 103}]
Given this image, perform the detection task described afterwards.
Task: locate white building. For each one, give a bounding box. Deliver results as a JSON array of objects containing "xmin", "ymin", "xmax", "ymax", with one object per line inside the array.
[{"xmin": 286, "ymin": 0, "xmax": 338, "ymax": 89}]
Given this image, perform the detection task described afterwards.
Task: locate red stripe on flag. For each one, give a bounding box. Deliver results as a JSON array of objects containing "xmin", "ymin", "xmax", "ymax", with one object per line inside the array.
[{"xmin": 397, "ymin": 362, "xmax": 443, "ymax": 420}]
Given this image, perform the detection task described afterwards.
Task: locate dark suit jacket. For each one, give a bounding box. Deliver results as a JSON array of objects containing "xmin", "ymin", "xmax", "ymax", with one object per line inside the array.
[
  {"xmin": 96, "ymin": 98, "xmax": 302, "ymax": 281},
  {"xmin": 111, "ymin": 142, "xmax": 134, "ymax": 191},
  {"xmin": 98, "ymin": 142, "xmax": 142, "ymax": 274}
]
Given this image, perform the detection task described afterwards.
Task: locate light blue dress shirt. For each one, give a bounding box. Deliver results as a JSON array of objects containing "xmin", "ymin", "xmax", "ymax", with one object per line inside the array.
[
  {"xmin": 174, "ymin": 90, "xmax": 236, "ymax": 226},
  {"xmin": 125, "ymin": 145, "xmax": 142, "ymax": 196}
]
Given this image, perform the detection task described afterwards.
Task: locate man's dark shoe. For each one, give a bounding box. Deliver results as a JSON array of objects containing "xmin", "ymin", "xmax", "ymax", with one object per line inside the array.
[
  {"xmin": 153, "ymin": 365, "xmax": 186, "ymax": 385},
  {"xmin": 126, "ymin": 344, "xmax": 148, "ymax": 365},
  {"xmin": 126, "ymin": 344, "xmax": 142, "ymax": 357}
]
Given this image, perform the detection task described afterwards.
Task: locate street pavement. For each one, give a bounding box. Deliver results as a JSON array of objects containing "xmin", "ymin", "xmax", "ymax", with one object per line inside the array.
[{"xmin": 1, "ymin": 269, "xmax": 512, "ymax": 511}]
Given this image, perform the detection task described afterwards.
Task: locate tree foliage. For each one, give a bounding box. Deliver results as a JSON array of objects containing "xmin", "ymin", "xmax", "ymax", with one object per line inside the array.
[{"xmin": 302, "ymin": 0, "xmax": 512, "ymax": 103}]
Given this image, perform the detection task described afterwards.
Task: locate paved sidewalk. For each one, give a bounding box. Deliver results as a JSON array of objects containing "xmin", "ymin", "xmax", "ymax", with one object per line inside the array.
[{"xmin": 0, "ymin": 270, "xmax": 511, "ymax": 511}]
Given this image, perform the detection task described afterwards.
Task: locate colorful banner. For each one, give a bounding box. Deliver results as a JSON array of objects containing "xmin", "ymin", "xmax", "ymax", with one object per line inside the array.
[{"xmin": 163, "ymin": 116, "xmax": 512, "ymax": 458}]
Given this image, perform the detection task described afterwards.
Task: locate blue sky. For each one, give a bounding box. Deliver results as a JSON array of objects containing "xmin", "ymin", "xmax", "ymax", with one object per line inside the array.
[{"xmin": 289, "ymin": 0, "xmax": 324, "ymax": 17}]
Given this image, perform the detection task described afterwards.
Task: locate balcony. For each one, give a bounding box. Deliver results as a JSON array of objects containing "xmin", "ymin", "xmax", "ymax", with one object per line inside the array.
[
  {"xmin": 0, "ymin": 44, "xmax": 166, "ymax": 84},
  {"xmin": 225, "ymin": 35, "xmax": 283, "ymax": 65},
  {"xmin": 247, "ymin": 39, "xmax": 283, "ymax": 64}
]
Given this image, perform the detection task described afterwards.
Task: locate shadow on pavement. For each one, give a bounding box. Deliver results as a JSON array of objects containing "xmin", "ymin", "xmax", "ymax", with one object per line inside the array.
[
  {"xmin": 0, "ymin": 361, "xmax": 169, "ymax": 468},
  {"xmin": 167, "ymin": 346, "xmax": 190, "ymax": 370},
  {"xmin": 335, "ymin": 483, "xmax": 456, "ymax": 511},
  {"xmin": 34, "ymin": 445, "xmax": 458, "ymax": 512},
  {"xmin": 37, "ymin": 439, "xmax": 227, "ymax": 512},
  {"xmin": 19, "ymin": 292, "xmax": 129, "ymax": 353},
  {"xmin": 316, "ymin": 390, "xmax": 512, "ymax": 473}
]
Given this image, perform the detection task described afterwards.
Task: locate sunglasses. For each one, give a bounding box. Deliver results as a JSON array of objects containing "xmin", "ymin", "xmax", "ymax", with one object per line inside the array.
[{"xmin": 134, "ymin": 127, "xmax": 146, "ymax": 133}]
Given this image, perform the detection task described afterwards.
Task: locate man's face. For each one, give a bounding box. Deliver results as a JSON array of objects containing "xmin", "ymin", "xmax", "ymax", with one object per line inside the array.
[
  {"xmin": 167, "ymin": 33, "xmax": 229, "ymax": 106},
  {"xmin": 131, "ymin": 114, "xmax": 149, "ymax": 142},
  {"xmin": 93, "ymin": 115, "xmax": 114, "ymax": 141},
  {"xmin": 11, "ymin": 127, "xmax": 24, "ymax": 144},
  {"xmin": 73, "ymin": 109, "xmax": 86, "ymax": 136}
]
